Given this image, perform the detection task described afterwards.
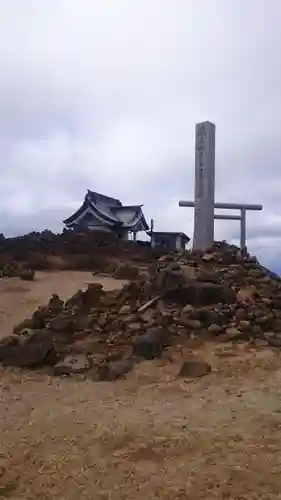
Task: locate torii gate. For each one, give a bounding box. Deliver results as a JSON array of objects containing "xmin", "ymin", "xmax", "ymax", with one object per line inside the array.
[{"xmin": 179, "ymin": 121, "xmax": 263, "ymax": 251}]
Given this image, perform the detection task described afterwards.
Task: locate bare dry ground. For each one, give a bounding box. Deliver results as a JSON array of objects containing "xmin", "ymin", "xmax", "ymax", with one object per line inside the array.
[{"xmin": 1, "ymin": 272, "xmax": 281, "ymax": 499}]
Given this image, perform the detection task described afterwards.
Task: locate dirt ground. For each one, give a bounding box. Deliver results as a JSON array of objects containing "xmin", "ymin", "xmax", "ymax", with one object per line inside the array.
[{"xmin": 1, "ymin": 272, "xmax": 281, "ymax": 499}]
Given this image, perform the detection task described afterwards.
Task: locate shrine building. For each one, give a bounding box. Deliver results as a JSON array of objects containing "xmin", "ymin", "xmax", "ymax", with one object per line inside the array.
[{"xmin": 63, "ymin": 190, "xmax": 149, "ymax": 240}]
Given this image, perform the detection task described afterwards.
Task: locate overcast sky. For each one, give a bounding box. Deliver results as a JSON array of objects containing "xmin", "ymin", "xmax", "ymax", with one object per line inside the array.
[{"xmin": 1, "ymin": 1, "xmax": 281, "ymax": 269}]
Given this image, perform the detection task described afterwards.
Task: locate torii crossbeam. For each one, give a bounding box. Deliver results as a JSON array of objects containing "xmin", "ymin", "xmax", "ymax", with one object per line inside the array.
[{"xmin": 179, "ymin": 121, "xmax": 263, "ymax": 251}]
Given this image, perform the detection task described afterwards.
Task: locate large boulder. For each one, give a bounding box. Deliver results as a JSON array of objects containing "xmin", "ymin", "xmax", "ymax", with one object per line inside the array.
[
  {"xmin": 81, "ymin": 283, "xmax": 105, "ymax": 307},
  {"xmin": 164, "ymin": 282, "xmax": 236, "ymax": 306},
  {"xmin": 0, "ymin": 330, "xmax": 57, "ymax": 368},
  {"xmin": 191, "ymin": 307, "xmax": 228, "ymax": 326},
  {"xmin": 132, "ymin": 331, "xmax": 164, "ymax": 360},
  {"xmin": 19, "ymin": 268, "xmax": 35, "ymax": 281},
  {"xmin": 114, "ymin": 262, "xmax": 140, "ymax": 280}
]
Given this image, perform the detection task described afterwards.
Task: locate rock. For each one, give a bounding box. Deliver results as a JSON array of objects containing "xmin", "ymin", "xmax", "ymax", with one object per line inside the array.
[
  {"xmin": 19, "ymin": 268, "xmax": 35, "ymax": 281},
  {"xmin": 12, "ymin": 309, "xmax": 47, "ymax": 335},
  {"xmin": 30, "ymin": 309, "xmax": 47, "ymax": 329},
  {"xmin": 208, "ymin": 324, "xmax": 223, "ymax": 334},
  {"xmin": 74, "ymin": 315, "xmax": 92, "ymax": 331},
  {"xmin": 254, "ymin": 313, "xmax": 275, "ymax": 329},
  {"xmin": 267, "ymin": 337, "xmax": 281, "ymax": 347},
  {"xmin": 196, "ymin": 269, "xmax": 220, "ymax": 284},
  {"xmin": 246, "ymin": 311, "xmax": 255, "ymax": 321},
  {"xmin": 154, "ymin": 265, "xmax": 187, "ymax": 292},
  {"xmin": 18, "ymin": 328, "xmax": 39, "ymax": 343},
  {"xmin": 53, "ymin": 355, "xmax": 90, "ymax": 375},
  {"xmin": 248, "ymin": 255, "xmax": 258, "ymax": 263},
  {"xmin": 13, "ymin": 318, "xmax": 35, "ymax": 335},
  {"xmin": 264, "ymin": 331, "xmax": 276, "ymax": 339},
  {"xmin": 119, "ymin": 305, "xmax": 131, "ymax": 315},
  {"xmin": 81, "ymin": 283, "xmax": 105, "ymax": 307},
  {"xmin": 122, "ymin": 313, "xmax": 138, "ymax": 324},
  {"xmin": 202, "ymin": 253, "xmax": 216, "ymax": 261},
  {"xmin": 48, "ymin": 294, "xmax": 64, "ymax": 314},
  {"xmin": 173, "ymin": 317, "xmax": 199, "ymax": 330},
  {"xmin": 180, "ymin": 265, "xmax": 197, "ymax": 280},
  {"xmin": 164, "ymin": 282, "xmax": 236, "ymax": 306},
  {"xmin": 115, "ymin": 262, "xmax": 139, "ymax": 280},
  {"xmin": 253, "ymin": 339, "xmax": 269, "ymax": 348},
  {"xmin": 140, "ymin": 308, "xmax": 158, "ymax": 324},
  {"xmin": 178, "ymin": 357, "xmax": 211, "ymax": 378},
  {"xmin": 158, "ymin": 255, "xmax": 174, "ymax": 263},
  {"xmin": 273, "ymin": 319, "xmax": 281, "ymax": 333},
  {"xmin": 237, "ymin": 286, "xmax": 258, "ymax": 302},
  {"xmin": 238, "ymin": 320, "xmax": 251, "ymax": 332},
  {"xmin": 181, "ymin": 319, "xmax": 201, "ymax": 330},
  {"xmin": 169, "ymin": 263, "xmax": 181, "ymax": 271},
  {"xmin": 49, "ymin": 315, "xmax": 76, "ymax": 333},
  {"xmin": 254, "ymin": 309, "xmax": 267, "ymax": 319},
  {"xmin": 192, "ymin": 308, "xmax": 226, "ymax": 326},
  {"xmin": 182, "ymin": 304, "xmax": 194, "ymax": 315},
  {"xmin": 273, "ymin": 310, "xmax": 281, "ymax": 319},
  {"xmin": 271, "ymin": 298, "xmax": 281, "ymax": 309},
  {"xmin": 97, "ymin": 314, "xmax": 107, "ymax": 327},
  {"xmin": 95, "ymin": 359, "xmax": 134, "ymax": 381},
  {"xmin": 0, "ymin": 330, "xmax": 57, "ymax": 368},
  {"xmin": 223, "ymin": 327, "xmax": 244, "ymax": 341},
  {"xmin": 127, "ymin": 322, "xmax": 142, "ymax": 333},
  {"xmin": 0, "ymin": 335, "xmax": 19, "ymax": 353},
  {"xmin": 252, "ymin": 325, "xmax": 263, "ymax": 336},
  {"xmin": 132, "ymin": 332, "xmax": 164, "ymax": 359},
  {"xmin": 235, "ymin": 309, "xmax": 248, "ymax": 322},
  {"xmin": 65, "ymin": 290, "xmax": 84, "ymax": 309}
]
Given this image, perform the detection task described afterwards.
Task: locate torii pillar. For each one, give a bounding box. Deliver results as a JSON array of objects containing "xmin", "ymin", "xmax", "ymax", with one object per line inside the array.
[{"xmin": 179, "ymin": 121, "xmax": 263, "ymax": 251}]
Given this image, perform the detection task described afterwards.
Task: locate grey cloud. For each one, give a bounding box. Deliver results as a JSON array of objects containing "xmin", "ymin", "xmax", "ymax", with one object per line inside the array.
[{"xmin": 1, "ymin": 0, "xmax": 281, "ymax": 268}]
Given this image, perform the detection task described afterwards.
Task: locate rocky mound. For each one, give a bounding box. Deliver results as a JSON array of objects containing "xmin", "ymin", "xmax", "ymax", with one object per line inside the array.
[
  {"xmin": 0, "ymin": 242, "xmax": 281, "ymax": 381},
  {"xmin": 0, "ymin": 229, "xmax": 157, "ymax": 273}
]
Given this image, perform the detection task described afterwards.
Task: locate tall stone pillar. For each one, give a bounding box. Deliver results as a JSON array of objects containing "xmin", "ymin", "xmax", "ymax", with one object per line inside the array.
[{"xmin": 193, "ymin": 121, "xmax": 216, "ymax": 251}]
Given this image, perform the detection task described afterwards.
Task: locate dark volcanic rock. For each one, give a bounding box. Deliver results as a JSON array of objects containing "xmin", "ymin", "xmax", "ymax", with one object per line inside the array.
[
  {"xmin": 48, "ymin": 294, "xmax": 64, "ymax": 314},
  {"xmin": 81, "ymin": 283, "xmax": 105, "ymax": 307},
  {"xmin": 164, "ymin": 282, "xmax": 236, "ymax": 306},
  {"xmin": 0, "ymin": 330, "xmax": 57, "ymax": 368},
  {"xmin": 19, "ymin": 268, "xmax": 35, "ymax": 281},
  {"xmin": 191, "ymin": 307, "xmax": 227, "ymax": 326},
  {"xmin": 267, "ymin": 337, "xmax": 281, "ymax": 348},
  {"xmin": 178, "ymin": 358, "xmax": 212, "ymax": 378},
  {"xmin": 132, "ymin": 332, "xmax": 164, "ymax": 360},
  {"xmin": 53, "ymin": 354, "xmax": 90, "ymax": 375},
  {"xmin": 30, "ymin": 309, "xmax": 47, "ymax": 329},
  {"xmin": 196, "ymin": 269, "xmax": 221, "ymax": 284},
  {"xmin": 114, "ymin": 262, "xmax": 140, "ymax": 280}
]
